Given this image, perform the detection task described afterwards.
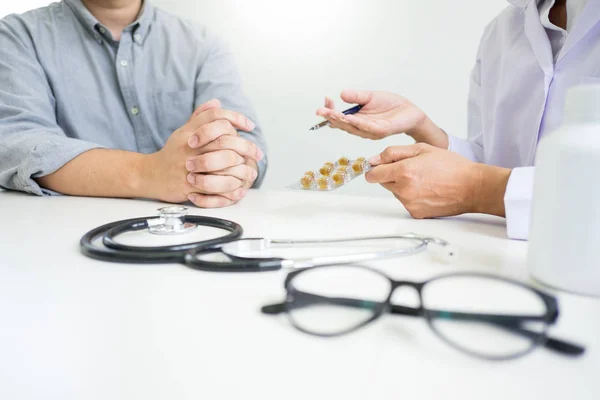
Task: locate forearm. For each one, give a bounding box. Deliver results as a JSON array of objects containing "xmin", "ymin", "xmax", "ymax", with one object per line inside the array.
[
  {"xmin": 472, "ymin": 164, "xmax": 512, "ymax": 217},
  {"xmin": 36, "ymin": 148, "xmax": 148, "ymax": 198}
]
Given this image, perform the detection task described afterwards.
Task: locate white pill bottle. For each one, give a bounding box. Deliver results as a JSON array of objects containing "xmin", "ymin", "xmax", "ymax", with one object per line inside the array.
[{"xmin": 529, "ymin": 84, "xmax": 600, "ymax": 297}]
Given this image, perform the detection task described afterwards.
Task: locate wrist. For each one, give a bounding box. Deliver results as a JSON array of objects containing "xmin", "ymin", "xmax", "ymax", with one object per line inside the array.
[
  {"xmin": 131, "ymin": 153, "xmax": 154, "ymax": 198},
  {"xmin": 472, "ymin": 164, "xmax": 511, "ymax": 217},
  {"xmin": 407, "ymin": 117, "xmax": 449, "ymax": 149}
]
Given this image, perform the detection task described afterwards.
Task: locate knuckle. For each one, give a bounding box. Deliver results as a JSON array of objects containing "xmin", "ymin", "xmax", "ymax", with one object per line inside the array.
[
  {"xmin": 220, "ymin": 119, "xmax": 233, "ymax": 131},
  {"xmin": 207, "ymin": 108, "xmax": 221, "ymax": 121},
  {"xmin": 415, "ymin": 143, "xmax": 428, "ymax": 152},
  {"xmin": 382, "ymin": 146, "xmax": 395, "ymax": 158},
  {"xmin": 215, "ymin": 134, "xmax": 229, "ymax": 149},
  {"xmin": 198, "ymin": 124, "xmax": 210, "ymax": 139},
  {"xmin": 198, "ymin": 156, "xmax": 211, "ymax": 171},
  {"xmin": 194, "ymin": 174, "xmax": 208, "ymax": 189}
]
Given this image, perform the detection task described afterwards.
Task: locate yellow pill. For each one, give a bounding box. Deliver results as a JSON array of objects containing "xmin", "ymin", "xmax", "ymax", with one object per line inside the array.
[
  {"xmin": 324, "ymin": 161, "xmax": 334, "ymax": 167},
  {"xmin": 304, "ymin": 171, "xmax": 317, "ymax": 179},
  {"xmin": 319, "ymin": 164, "xmax": 334, "ymax": 176},
  {"xmin": 336, "ymin": 166, "xmax": 349, "ymax": 173},
  {"xmin": 300, "ymin": 175, "xmax": 314, "ymax": 189},
  {"xmin": 332, "ymin": 172, "xmax": 346, "ymax": 185},
  {"xmin": 356, "ymin": 157, "xmax": 366, "ymax": 163},
  {"xmin": 337, "ymin": 157, "xmax": 350, "ymax": 166},
  {"xmin": 352, "ymin": 161, "xmax": 365, "ymax": 174},
  {"xmin": 317, "ymin": 177, "xmax": 330, "ymax": 190}
]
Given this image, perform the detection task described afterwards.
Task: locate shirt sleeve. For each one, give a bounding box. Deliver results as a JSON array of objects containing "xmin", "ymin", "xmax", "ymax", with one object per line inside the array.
[
  {"xmin": 504, "ymin": 167, "xmax": 535, "ymax": 240},
  {"xmin": 193, "ymin": 34, "xmax": 268, "ymax": 188},
  {"xmin": 0, "ymin": 17, "xmax": 102, "ymax": 196}
]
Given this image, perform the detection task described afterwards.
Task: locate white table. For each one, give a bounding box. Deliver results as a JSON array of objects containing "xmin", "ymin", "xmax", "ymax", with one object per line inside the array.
[{"xmin": 0, "ymin": 190, "xmax": 598, "ymax": 400}]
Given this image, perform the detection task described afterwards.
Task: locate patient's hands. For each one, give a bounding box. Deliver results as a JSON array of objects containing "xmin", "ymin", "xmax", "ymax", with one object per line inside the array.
[
  {"xmin": 316, "ymin": 90, "xmax": 448, "ymax": 149},
  {"xmin": 143, "ymin": 99, "xmax": 263, "ymax": 208}
]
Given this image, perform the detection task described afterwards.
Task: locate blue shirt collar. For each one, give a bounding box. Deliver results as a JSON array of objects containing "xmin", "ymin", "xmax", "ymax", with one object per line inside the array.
[{"xmin": 64, "ymin": 0, "xmax": 154, "ymax": 44}]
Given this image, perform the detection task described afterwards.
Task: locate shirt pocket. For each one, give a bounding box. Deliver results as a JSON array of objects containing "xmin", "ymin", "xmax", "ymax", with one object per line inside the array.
[{"xmin": 152, "ymin": 90, "xmax": 195, "ymax": 138}]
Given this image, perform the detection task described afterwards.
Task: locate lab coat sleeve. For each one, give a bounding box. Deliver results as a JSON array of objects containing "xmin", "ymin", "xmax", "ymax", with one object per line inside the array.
[
  {"xmin": 0, "ymin": 18, "xmax": 102, "ymax": 196},
  {"xmin": 193, "ymin": 33, "xmax": 268, "ymax": 188},
  {"xmin": 504, "ymin": 167, "xmax": 535, "ymax": 240}
]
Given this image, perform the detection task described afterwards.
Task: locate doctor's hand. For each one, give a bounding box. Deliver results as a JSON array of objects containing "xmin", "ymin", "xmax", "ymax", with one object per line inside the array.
[
  {"xmin": 316, "ymin": 90, "xmax": 448, "ymax": 149},
  {"xmin": 366, "ymin": 144, "xmax": 511, "ymax": 218},
  {"xmin": 142, "ymin": 99, "xmax": 263, "ymax": 208}
]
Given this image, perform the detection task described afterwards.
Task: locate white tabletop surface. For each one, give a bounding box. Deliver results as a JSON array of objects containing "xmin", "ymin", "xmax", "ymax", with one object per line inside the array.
[{"xmin": 0, "ymin": 189, "xmax": 598, "ymax": 400}]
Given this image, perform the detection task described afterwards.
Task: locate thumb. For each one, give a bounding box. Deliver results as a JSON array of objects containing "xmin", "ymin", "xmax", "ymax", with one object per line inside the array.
[
  {"xmin": 369, "ymin": 144, "xmax": 430, "ymax": 165},
  {"xmin": 340, "ymin": 89, "xmax": 373, "ymax": 106},
  {"xmin": 192, "ymin": 98, "xmax": 222, "ymax": 117}
]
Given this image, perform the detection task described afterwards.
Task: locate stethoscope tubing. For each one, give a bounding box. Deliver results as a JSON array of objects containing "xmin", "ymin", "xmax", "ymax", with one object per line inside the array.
[{"xmin": 80, "ymin": 216, "xmax": 243, "ymax": 264}]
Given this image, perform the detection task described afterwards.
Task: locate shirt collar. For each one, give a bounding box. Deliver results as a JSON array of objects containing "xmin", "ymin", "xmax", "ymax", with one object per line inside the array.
[
  {"xmin": 506, "ymin": 0, "xmax": 534, "ymax": 9},
  {"xmin": 64, "ymin": 0, "xmax": 154, "ymax": 44}
]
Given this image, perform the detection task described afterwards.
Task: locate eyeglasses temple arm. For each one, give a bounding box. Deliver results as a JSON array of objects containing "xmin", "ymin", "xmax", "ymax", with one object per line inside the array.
[{"xmin": 425, "ymin": 309, "xmax": 585, "ymax": 356}]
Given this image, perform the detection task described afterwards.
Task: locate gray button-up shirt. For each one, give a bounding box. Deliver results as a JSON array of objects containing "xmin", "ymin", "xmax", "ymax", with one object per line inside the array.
[{"xmin": 0, "ymin": 0, "xmax": 267, "ymax": 195}]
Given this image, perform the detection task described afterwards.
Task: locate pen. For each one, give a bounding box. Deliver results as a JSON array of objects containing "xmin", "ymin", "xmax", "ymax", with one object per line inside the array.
[{"xmin": 309, "ymin": 104, "xmax": 363, "ymax": 131}]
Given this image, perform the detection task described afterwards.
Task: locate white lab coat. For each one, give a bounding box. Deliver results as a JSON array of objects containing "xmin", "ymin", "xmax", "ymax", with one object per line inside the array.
[{"xmin": 447, "ymin": 0, "xmax": 600, "ymax": 239}]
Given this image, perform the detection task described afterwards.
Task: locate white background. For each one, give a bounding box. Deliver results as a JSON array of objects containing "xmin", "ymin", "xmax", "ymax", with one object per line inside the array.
[{"xmin": 1, "ymin": 0, "xmax": 508, "ymax": 196}]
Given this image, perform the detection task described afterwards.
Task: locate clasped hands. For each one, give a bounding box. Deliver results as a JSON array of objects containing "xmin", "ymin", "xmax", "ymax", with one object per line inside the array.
[{"xmin": 144, "ymin": 99, "xmax": 263, "ymax": 208}]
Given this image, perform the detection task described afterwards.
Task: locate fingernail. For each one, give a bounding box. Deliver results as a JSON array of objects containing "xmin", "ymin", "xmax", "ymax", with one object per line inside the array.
[
  {"xmin": 188, "ymin": 194, "xmax": 196, "ymax": 203},
  {"xmin": 186, "ymin": 160, "xmax": 195, "ymax": 172},
  {"xmin": 187, "ymin": 174, "xmax": 195, "ymax": 184},
  {"xmin": 188, "ymin": 135, "xmax": 199, "ymax": 148},
  {"xmin": 247, "ymin": 120, "xmax": 255, "ymax": 131},
  {"xmin": 256, "ymin": 147, "xmax": 264, "ymax": 160},
  {"xmin": 368, "ymin": 155, "xmax": 382, "ymax": 165}
]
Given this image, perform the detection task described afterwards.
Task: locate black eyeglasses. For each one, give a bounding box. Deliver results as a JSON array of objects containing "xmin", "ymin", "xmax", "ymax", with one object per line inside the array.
[{"xmin": 261, "ymin": 265, "xmax": 585, "ymax": 361}]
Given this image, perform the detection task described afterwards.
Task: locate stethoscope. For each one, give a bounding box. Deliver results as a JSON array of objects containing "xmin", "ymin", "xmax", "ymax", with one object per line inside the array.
[{"xmin": 80, "ymin": 206, "xmax": 455, "ymax": 272}]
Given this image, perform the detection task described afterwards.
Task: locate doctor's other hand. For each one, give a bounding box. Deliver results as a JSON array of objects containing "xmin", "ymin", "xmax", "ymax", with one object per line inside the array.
[
  {"xmin": 366, "ymin": 144, "xmax": 511, "ymax": 219},
  {"xmin": 141, "ymin": 99, "xmax": 263, "ymax": 208},
  {"xmin": 316, "ymin": 90, "xmax": 448, "ymax": 149}
]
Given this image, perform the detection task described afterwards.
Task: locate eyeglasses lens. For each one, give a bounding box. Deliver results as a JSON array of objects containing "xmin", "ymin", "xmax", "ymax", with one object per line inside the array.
[
  {"xmin": 286, "ymin": 266, "xmax": 392, "ymax": 336},
  {"xmin": 421, "ymin": 275, "xmax": 550, "ymax": 359}
]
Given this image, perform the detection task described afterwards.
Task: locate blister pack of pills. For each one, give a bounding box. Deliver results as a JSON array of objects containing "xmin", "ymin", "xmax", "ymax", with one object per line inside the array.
[{"xmin": 289, "ymin": 157, "xmax": 372, "ymax": 191}]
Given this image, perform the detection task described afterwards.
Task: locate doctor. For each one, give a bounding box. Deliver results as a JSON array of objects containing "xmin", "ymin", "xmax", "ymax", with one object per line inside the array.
[{"xmin": 317, "ymin": 0, "xmax": 597, "ymax": 240}]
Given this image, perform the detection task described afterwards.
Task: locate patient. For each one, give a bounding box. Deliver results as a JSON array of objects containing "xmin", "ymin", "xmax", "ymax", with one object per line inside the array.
[{"xmin": 0, "ymin": 0, "xmax": 267, "ymax": 208}]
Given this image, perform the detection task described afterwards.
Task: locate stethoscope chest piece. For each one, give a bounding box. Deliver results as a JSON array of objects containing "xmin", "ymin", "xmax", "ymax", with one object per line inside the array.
[{"xmin": 148, "ymin": 206, "xmax": 197, "ymax": 235}]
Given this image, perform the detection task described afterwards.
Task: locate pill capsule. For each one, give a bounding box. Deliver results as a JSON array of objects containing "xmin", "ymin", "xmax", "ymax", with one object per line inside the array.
[
  {"xmin": 356, "ymin": 157, "xmax": 366, "ymax": 163},
  {"xmin": 331, "ymin": 172, "xmax": 347, "ymax": 186},
  {"xmin": 319, "ymin": 163, "xmax": 334, "ymax": 176},
  {"xmin": 317, "ymin": 177, "xmax": 331, "ymax": 190},
  {"xmin": 304, "ymin": 171, "xmax": 317, "ymax": 179},
  {"xmin": 352, "ymin": 160, "xmax": 366, "ymax": 174},
  {"xmin": 300, "ymin": 174, "xmax": 314, "ymax": 189},
  {"xmin": 337, "ymin": 157, "xmax": 350, "ymax": 166}
]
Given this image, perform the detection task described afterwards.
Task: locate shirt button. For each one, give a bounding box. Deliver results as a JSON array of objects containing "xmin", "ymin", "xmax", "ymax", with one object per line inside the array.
[
  {"xmin": 99, "ymin": 27, "xmax": 106, "ymax": 34},
  {"xmin": 120, "ymin": 60, "xmax": 129, "ymax": 67},
  {"xmin": 131, "ymin": 106, "xmax": 139, "ymax": 116},
  {"xmin": 134, "ymin": 33, "xmax": 142, "ymax": 42}
]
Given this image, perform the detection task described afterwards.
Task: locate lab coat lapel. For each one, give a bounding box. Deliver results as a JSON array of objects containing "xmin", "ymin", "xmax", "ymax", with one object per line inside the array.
[
  {"xmin": 556, "ymin": 1, "xmax": 600, "ymax": 63},
  {"xmin": 524, "ymin": 1, "xmax": 554, "ymax": 75}
]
